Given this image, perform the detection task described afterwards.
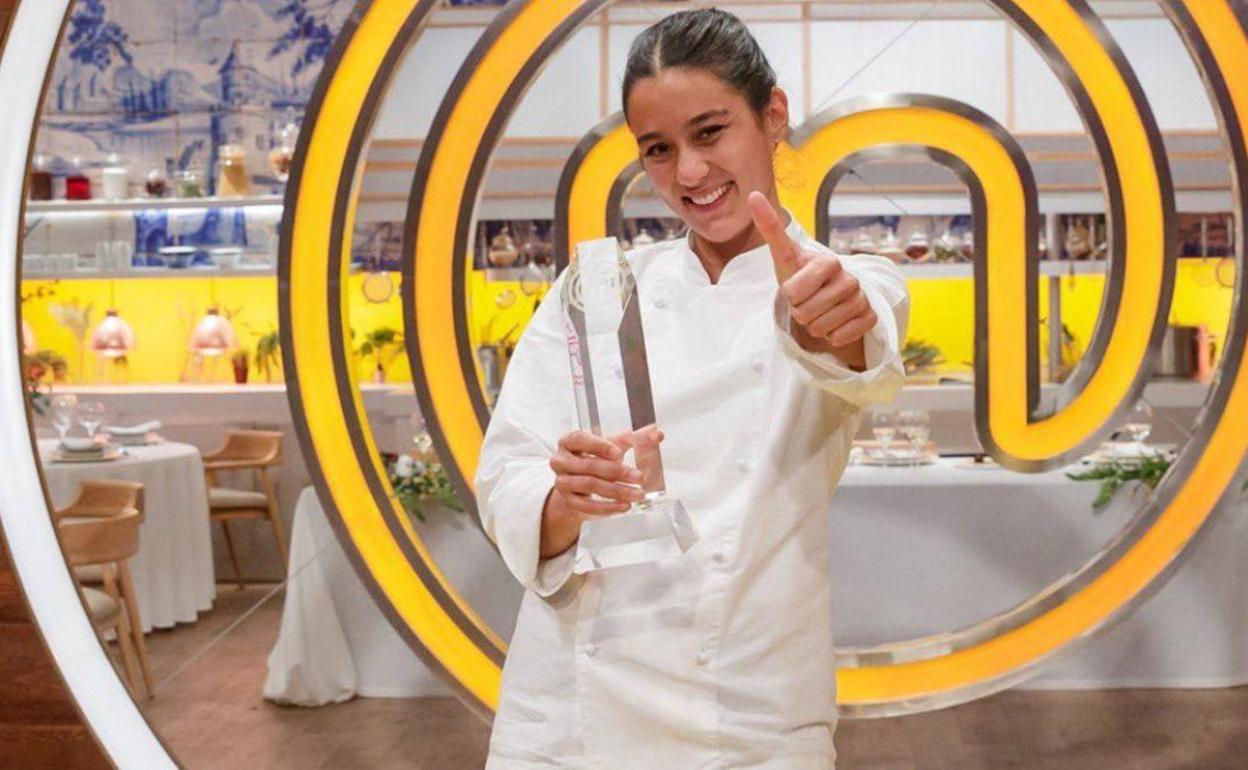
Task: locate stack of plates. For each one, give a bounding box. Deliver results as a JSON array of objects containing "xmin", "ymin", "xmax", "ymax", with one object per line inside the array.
[{"xmin": 103, "ymin": 420, "xmax": 163, "ymax": 447}]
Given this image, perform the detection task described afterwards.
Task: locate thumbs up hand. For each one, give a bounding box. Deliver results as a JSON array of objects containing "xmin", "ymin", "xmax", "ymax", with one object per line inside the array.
[{"xmin": 747, "ymin": 192, "xmax": 877, "ymax": 365}]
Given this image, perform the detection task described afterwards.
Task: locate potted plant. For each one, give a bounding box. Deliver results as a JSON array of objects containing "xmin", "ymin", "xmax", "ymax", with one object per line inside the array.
[
  {"xmin": 254, "ymin": 329, "xmax": 281, "ymax": 382},
  {"xmin": 48, "ymin": 298, "xmax": 94, "ymax": 381},
  {"xmin": 901, "ymin": 338, "xmax": 945, "ymax": 382},
  {"xmin": 22, "ymin": 349, "xmax": 68, "ymax": 415},
  {"xmin": 355, "ymin": 326, "xmax": 403, "ymax": 383}
]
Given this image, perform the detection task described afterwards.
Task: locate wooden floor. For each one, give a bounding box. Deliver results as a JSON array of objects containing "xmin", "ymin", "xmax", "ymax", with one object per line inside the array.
[{"xmin": 137, "ymin": 586, "xmax": 1248, "ymax": 770}]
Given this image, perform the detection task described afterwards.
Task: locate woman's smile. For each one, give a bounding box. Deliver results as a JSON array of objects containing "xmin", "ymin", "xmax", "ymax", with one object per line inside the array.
[{"xmin": 684, "ymin": 181, "xmax": 735, "ymax": 215}]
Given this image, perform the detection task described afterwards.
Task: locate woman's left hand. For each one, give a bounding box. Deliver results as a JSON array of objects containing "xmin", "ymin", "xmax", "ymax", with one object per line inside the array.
[{"xmin": 747, "ymin": 192, "xmax": 876, "ymax": 364}]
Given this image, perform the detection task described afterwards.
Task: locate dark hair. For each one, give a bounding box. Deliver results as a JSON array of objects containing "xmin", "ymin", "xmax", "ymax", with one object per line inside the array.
[{"xmin": 621, "ymin": 8, "xmax": 776, "ymax": 119}]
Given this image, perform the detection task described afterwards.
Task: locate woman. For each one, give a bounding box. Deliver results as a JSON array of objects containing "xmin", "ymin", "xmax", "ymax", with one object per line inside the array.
[{"xmin": 476, "ymin": 9, "xmax": 909, "ymax": 769}]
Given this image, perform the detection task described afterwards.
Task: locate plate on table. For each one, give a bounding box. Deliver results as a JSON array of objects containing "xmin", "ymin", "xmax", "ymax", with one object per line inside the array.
[
  {"xmin": 107, "ymin": 432, "xmax": 162, "ymax": 447},
  {"xmin": 1082, "ymin": 442, "xmax": 1175, "ymax": 465},
  {"xmin": 50, "ymin": 444, "xmax": 126, "ymax": 463},
  {"xmin": 857, "ymin": 447, "xmax": 938, "ymax": 467}
]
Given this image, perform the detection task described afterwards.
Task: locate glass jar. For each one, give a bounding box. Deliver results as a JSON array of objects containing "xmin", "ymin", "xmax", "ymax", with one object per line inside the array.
[
  {"xmin": 29, "ymin": 153, "xmax": 53, "ymax": 201},
  {"xmin": 877, "ymin": 228, "xmax": 903, "ymax": 263},
  {"xmin": 933, "ymin": 229, "xmax": 959, "ymax": 262},
  {"xmin": 144, "ymin": 167, "xmax": 167, "ymax": 198},
  {"xmin": 487, "ymin": 225, "xmax": 518, "ymax": 267},
  {"xmin": 850, "ymin": 227, "xmax": 877, "ymax": 255},
  {"xmin": 65, "ymin": 156, "xmax": 92, "ymax": 200},
  {"xmin": 904, "ymin": 229, "xmax": 930, "ymax": 262},
  {"xmin": 101, "ymin": 152, "xmax": 130, "ymax": 201},
  {"xmin": 175, "ymin": 168, "xmax": 204, "ymax": 198},
  {"xmin": 216, "ymin": 142, "xmax": 252, "ymax": 197},
  {"xmin": 267, "ymin": 119, "xmax": 298, "ymax": 183},
  {"xmin": 958, "ymin": 229, "xmax": 975, "ymax": 261}
]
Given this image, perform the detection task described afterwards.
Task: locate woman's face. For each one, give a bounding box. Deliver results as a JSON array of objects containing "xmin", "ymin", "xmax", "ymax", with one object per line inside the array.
[{"xmin": 626, "ymin": 67, "xmax": 789, "ymax": 246}]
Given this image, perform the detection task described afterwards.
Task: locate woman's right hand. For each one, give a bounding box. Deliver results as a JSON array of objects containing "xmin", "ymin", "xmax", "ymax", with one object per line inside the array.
[{"xmin": 539, "ymin": 430, "xmax": 648, "ymax": 558}]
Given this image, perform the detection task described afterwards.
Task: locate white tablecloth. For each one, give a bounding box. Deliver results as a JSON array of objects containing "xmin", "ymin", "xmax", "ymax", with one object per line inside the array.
[
  {"xmin": 265, "ymin": 460, "xmax": 1248, "ymax": 706},
  {"xmin": 264, "ymin": 486, "xmax": 520, "ymax": 705},
  {"xmin": 40, "ymin": 439, "xmax": 215, "ymax": 632}
]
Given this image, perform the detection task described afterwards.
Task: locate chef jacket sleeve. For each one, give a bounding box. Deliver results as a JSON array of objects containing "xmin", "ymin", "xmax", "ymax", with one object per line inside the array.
[
  {"xmin": 773, "ymin": 251, "xmax": 909, "ymax": 408},
  {"xmin": 475, "ymin": 275, "xmax": 578, "ymax": 598}
]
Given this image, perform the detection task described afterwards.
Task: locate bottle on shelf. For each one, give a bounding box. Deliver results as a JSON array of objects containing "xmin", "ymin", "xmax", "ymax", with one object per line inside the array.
[{"xmin": 65, "ymin": 156, "xmax": 92, "ymax": 201}]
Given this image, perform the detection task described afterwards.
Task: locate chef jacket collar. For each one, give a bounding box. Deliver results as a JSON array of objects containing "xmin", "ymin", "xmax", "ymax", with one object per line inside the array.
[{"xmin": 681, "ymin": 208, "xmax": 807, "ymax": 287}]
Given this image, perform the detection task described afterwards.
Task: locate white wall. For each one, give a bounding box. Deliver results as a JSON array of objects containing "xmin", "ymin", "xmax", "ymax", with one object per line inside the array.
[{"xmin": 370, "ymin": 10, "xmax": 1217, "ymax": 142}]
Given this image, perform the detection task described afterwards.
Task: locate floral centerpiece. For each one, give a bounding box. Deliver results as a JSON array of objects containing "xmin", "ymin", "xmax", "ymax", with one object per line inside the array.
[
  {"xmin": 1067, "ymin": 453, "xmax": 1172, "ymax": 511},
  {"xmin": 382, "ymin": 435, "xmax": 463, "ymax": 522}
]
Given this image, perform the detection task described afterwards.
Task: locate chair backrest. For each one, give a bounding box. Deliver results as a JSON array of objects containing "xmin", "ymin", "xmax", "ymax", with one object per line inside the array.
[
  {"xmin": 208, "ymin": 430, "xmax": 284, "ymax": 466},
  {"xmin": 58, "ymin": 509, "xmax": 141, "ymax": 567},
  {"xmin": 54, "ymin": 480, "xmax": 145, "ymax": 523}
]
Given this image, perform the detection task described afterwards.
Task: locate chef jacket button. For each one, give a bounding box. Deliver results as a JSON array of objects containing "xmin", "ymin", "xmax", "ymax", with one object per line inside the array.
[
  {"xmin": 737, "ymin": 458, "xmax": 752, "ymax": 475},
  {"xmin": 654, "ymin": 297, "xmax": 668, "ymax": 309},
  {"xmin": 711, "ymin": 546, "xmax": 728, "ymax": 565},
  {"xmin": 696, "ymin": 648, "xmax": 712, "ymax": 666},
  {"xmin": 583, "ymin": 644, "xmax": 598, "ymax": 658},
  {"xmin": 751, "ymin": 358, "xmax": 765, "ymax": 374}
]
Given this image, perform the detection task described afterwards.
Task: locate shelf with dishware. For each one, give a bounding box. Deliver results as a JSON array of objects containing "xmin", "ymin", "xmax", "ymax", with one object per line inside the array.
[{"xmin": 25, "ymin": 195, "xmax": 285, "ymax": 215}]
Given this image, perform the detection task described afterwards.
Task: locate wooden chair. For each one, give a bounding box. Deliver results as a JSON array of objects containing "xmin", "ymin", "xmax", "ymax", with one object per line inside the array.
[
  {"xmin": 55, "ymin": 484, "xmax": 151, "ymax": 700},
  {"xmin": 202, "ymin": 430, "xmax": 287, "ymax": 589}
]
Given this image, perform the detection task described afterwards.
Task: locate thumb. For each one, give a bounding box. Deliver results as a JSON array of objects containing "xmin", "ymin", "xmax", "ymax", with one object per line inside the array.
[{"xmin": 747, "ymin": 191, "xmax": 801, "ymax": 283}]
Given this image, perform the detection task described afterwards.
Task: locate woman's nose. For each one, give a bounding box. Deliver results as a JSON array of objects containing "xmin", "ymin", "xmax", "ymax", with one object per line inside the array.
[{"xmin": 675, "ymin": 149, "xmax": 710, "ymax": 188}]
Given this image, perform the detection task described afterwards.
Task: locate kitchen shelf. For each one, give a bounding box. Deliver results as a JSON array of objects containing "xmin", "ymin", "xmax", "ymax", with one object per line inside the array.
[
  {"xmin": 25, "ymin": 195, "xmax": 285, "ymax": 215},
  {"xmin": 897, "ymin": 260, "xmax": 1108, "ymax": 278},
  {"xmin": 22, "ymin": 265, "xmax": 278, "ymax": 280}
]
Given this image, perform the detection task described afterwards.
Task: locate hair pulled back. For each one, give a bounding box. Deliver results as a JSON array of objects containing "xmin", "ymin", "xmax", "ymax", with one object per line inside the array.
[{"xmin": 621, "ymin": 8, "xmax": 777, "ymax": 119}]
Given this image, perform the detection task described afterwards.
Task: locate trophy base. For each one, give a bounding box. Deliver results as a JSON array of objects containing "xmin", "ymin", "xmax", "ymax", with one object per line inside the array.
[{"xmin": 573, "ymin": 495, "xmax": 697, "ymax": 574}]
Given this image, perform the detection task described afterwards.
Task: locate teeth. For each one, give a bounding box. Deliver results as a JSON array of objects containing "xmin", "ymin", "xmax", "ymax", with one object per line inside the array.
[{"xmin": 691, "ymin": 183, "xmax": 729, "ymax": 206}]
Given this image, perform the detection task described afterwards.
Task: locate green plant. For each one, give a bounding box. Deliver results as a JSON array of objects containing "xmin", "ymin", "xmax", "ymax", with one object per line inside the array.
[
  {"xmin": 901, "ymin": 338, "xmax": 945, "ymax": 375},
  {"xmin": 254, "ymin": 330, "xmax": 281, "ymax": 382},
  {"xmin": 382, "ymin": 450, "xmax": 463, "ymax": 522},
  {"xmin": 355, "ymin": 326, "xmax": 403, "ymax": 377},
  {"xmin": 1066, "ymin": 454, "xmax": 1172, "ymax": 510}
]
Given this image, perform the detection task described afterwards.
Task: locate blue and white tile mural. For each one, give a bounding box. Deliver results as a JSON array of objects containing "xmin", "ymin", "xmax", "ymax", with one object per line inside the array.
[{"xmin": 42, "ymin": 0, "xmax": 355, "ymax": 196}]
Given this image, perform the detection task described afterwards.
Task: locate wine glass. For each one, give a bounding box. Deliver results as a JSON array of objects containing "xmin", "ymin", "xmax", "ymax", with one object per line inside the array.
[
  {"xmin": 872, "ymin": 409, "xmax": 897, "ymax": 458},
  {"xmin": 50, "ymin": 394, "xmax": 78, "ymax": 441},
  {"xmin": 899, "ymin": 409, "xmax": 932, "ymax": 465},
  {"xmin": 77, "ymin": 401, "xmax": 106, "ymax": 441},
  {"xmin": 1122, "ymin": 400, "xmax": 1153, "ymax": 446}
]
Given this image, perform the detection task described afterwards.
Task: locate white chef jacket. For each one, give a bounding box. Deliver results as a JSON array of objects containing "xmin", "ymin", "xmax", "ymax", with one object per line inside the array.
[{"xmin": 476, "ymin": 215, "xmax": 909, "ymax": 770}]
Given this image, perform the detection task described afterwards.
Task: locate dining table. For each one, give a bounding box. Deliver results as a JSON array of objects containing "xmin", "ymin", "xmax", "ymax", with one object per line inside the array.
[
  {"xmin": 264, "ymin": 455, "xmax": 1248, "ymax": 705},
  {"xmin": 39, "ymin": 438, "xmax": 215, "ymax": 633}
]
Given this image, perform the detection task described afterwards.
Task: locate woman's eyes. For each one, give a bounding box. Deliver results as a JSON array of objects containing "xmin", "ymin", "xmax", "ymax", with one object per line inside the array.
[
  {"xmin": 642, "ymin": 126, "xmax": 724, "ymax": 159},
  {"xmin": 697, "ymin": 125, "xmax": 725, "ymax": 141}
]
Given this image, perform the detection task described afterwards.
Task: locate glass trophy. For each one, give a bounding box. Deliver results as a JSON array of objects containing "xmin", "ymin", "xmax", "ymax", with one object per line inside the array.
[{"xmin": 561, "ymin": 237, "xmax": 698, "ymax": 574}]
